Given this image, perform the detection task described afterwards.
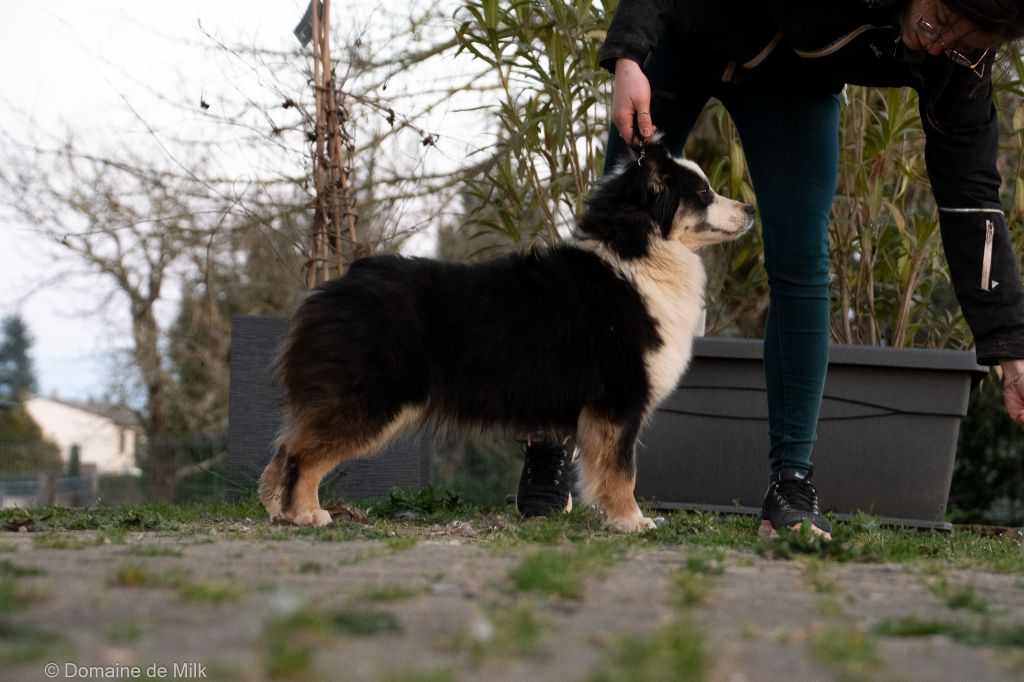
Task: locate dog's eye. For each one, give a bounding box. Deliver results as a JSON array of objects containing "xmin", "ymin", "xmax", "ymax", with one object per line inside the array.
[{"xmin": 696, "ymin": 185, "xmax": 712, "ymax": 205}]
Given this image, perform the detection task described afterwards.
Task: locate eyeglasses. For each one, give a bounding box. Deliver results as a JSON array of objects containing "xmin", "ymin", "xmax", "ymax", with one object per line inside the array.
[{"xmin": 916, "ymin": 18, "xmax": 991, "ymax": 77}]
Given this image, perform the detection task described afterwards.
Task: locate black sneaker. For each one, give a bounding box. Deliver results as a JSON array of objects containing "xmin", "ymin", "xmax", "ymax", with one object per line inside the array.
[
  {"xmin": 759, "ymin": 468, "xmax": 832, "ymax": 540},
  {"xmin": 515, "ymin": 438, "xmax": 573, "ymax": 518}
]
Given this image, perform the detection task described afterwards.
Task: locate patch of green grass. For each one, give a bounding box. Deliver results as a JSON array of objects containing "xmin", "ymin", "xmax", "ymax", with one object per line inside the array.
[
  {"xmin": 0, "ymin": 575, "xmax": 44, "ymax": 613},
  {"xmin": 0, "ymin": 560, "xmax": 45, "ymax": 578},
  {"xmin": 800, "ymin": 557, "xmax": 837, "ymax": 594},
  {"xmin": 875, "ymin": 616, "xmax": 1024, "ymax": 647},
  {"xmin": 360, "ymin": 585, "xmax": 423, "ymax": 602},
  {"xmin": 587, "ymin": 620, "xmax": 706, "ymax": 682},
  {"xmin": 924, "ymin": 577, "xmax": 989, "ymax": 613},
  {"xmin": 368, "ymin": 486, "xmax": 469, "ymax": 523},
  {"xmin": 33, "ymin": 532, "xmax": 97, "ymax": 550},
  {"xmin": 378, "ymin": 670, "xmax": 457, "ymax": 682},
  {"xmin": 108, "ymin": 562, "xmax": 242, "ymax": 604},
  {"xmin": 0, "ymin": 621, "xmax": 68, "ymax": 664},
  {"xmin": 261, "ymin": 612, "xmax": 320, "ymax": 680},
  {"xmin": 674, "ymin": 549, "xmax": 725, "ymax": 607},
  {"xmin": 178, "ymin": 578, "xmax": 244, "ymax": 604},
  {"xmin": 127, "ymin": 544, "xmax": 184, "ymax": 558},
  {"xmin": 674, "ymin": 571, "xmax": 709, "ymax": 608},
  {"xmin": 0, "ymin": 545, "xmax": 15, "ymax": 553},
  {"xmin": 298, "ymin": 561, "xmax": 323, "ymax": 574},
  {"xmin": 338, "ymin": 548, "xmax": 390, "ymax": 566},
  {"xmin": 810, "ymin": 625, "xmax": 880, "ymax": 682},
  {"xmin": 997, "ymin": 651, "xmax": 1024, "ymax": 674},
  {"xmin": 746, "ymin": 512, "xmax": 1024, "ymax": 573},
  {"xmin": 260, "ymin": 605, "xmax": 403, "ymax": 677},
  {"xmin": 108, "ymin": 563, "xmax": 189, "ymax": 589},
  {"xmin": 104, "ymin": 622, "xmax": 144, "ymax": 643},
  {"xmin": 508, "ymin": 540, "xmax": 626, "ymax": 599},
  {"xmin": 384, "ymin": 535, "xmax": 419, "ymax": 551},
  {"xmin": 0, "ymin": 495, "xmax": 265, "ymax": 533},
  {"xmin": 259, "ymin": 606, "xmax": 402, "ymax": 679},
  {"xmin": 441, "ymin": 603, "xmax": 549, "ymax": 664}
]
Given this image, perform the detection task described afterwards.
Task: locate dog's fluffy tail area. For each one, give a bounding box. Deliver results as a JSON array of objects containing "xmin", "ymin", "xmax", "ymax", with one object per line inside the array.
[{"xmin": 258, "ymin": 442, "xmax": 289, "ymax": 521}]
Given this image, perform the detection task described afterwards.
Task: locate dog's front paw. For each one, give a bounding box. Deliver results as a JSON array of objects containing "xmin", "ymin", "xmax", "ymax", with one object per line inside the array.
[
  {"xmin": 284, "ymin": 509, "xmax": 333, "ymax": 527},
  {"xmin": 604, "ymin": 514, "xmax": 657, "ymax": 534}
]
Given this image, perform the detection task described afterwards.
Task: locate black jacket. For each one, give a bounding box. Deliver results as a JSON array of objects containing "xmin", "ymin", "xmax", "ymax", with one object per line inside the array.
[{"xmin": 600, "ymin": 0, "xmax": 1024, "ymax": 364}]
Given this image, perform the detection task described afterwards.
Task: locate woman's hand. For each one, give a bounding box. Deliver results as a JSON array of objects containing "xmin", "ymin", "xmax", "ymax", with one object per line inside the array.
[
  {"xmin": 611, "ymin": 58, "xmax": 656, "ymax": 143},
  {"xmin": 1000, "ymin": 358, "xmax": 1024, "ymax": 426}
]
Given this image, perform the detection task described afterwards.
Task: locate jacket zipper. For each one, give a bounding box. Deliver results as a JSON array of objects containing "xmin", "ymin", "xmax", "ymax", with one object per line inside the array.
[
  {"xmin": 792, "ymin": 24, "xmax": 894, "ymax": 59},
  {"xmin": 981, "ymin": 220, "xmax": 994, "ymax": 291}
]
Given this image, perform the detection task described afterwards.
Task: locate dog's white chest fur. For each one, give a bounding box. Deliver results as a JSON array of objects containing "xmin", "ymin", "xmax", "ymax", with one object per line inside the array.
[{"xmin": 628, "ymin": 241, "xmax": 706, "ymax": 411}]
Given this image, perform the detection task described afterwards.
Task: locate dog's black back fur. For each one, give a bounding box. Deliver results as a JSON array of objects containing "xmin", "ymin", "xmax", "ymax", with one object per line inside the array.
[{"xmin": 278, "ymin": 245, "xmax": 661, "ymax": 438}]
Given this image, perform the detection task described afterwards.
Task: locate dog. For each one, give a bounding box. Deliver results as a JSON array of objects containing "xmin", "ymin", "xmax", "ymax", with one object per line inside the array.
[{"xmin": 259, "ymin": 141, "xmax": 754, "ymax": 532}]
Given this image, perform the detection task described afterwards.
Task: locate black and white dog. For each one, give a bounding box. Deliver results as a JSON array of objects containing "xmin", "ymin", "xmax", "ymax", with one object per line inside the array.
[{"xmin": 260, "ymin": 141, "xmax": 754, "ymax": 532}]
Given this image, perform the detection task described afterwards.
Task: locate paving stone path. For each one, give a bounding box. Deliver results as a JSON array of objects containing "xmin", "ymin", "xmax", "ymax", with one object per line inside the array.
[{"xmin": 2, "ymin": 527, "xmax": 1023, "ymax": 681}]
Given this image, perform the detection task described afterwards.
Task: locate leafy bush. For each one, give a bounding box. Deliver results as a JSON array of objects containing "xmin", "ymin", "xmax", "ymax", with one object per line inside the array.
[{"xmin": 0, "ymin": 406, "xmax": 62, "ymax": 474}]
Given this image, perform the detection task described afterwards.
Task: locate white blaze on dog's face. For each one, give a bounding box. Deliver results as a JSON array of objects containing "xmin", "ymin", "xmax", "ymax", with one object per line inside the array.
[{"xmin": 668, "ymin": 157, "xmax": 755, "ymax": 250}]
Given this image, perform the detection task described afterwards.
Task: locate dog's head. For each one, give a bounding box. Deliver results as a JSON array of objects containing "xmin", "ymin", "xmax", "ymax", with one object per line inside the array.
[{"xmin": 578, "ymin": 140, "xmax": 754, "ymax": 259}]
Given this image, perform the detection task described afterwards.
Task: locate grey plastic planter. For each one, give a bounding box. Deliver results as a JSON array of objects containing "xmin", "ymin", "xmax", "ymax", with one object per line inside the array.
[
  {"xmin": 635, "ymin": 337, "xmax": 988, "ymax": 529},
  {"xmin": 225, "ymin": 316, "xmax": 433, "ymax": 500}
]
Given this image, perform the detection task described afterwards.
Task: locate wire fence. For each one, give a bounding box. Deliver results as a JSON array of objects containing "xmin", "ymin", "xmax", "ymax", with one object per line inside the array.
[
  {"xmin": 0, "ymin": 433, "xmax": 246, "ymax": 507},
  {"xmin": 0, "ymin": 469, "xmax": 99, "ymax": 508}
]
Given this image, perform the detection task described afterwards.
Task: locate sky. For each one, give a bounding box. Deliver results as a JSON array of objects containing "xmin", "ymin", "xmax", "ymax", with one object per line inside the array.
[{"xmin": 0, "ymin": 1, "xmax": 470, "ymax": 402}]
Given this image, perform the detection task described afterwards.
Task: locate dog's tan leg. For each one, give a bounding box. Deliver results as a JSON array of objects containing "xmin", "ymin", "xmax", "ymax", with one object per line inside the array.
[
  {"xmin": 575, "ymin": 409, "xmax": 654, "ymax": 533},
  {"xmin": 267, "ymin": 421, "xmax": 343, "ymax": 527},
  {"xmin": 283, "ymin": 449, "xmax": 341, "ymax": 528},
  {"xmin": 269, "ymin": 406, "xmax": 423, "ymax": 527}
]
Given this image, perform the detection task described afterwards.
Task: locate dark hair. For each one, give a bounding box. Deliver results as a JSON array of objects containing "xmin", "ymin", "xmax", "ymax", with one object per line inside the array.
[{"xmin": 943, "ymin": 0, "xmax": 1024, "ymax": 40}]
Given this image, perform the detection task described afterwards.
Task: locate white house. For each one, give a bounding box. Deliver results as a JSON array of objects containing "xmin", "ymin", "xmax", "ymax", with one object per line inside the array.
[{"xmin": 24, "ymin": 396, "xmax": 142, "ymax": 475}]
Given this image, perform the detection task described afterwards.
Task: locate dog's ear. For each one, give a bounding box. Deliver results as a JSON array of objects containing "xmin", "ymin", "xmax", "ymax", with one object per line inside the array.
[
  {"xmin": 634, "ymin": 139, "xmax": 671, "ymax": 193},
  {"xmin": 578, "ymin": 139, "xmax": 678, "ymax": 258},
  {"xmin": 634, "ymin": 141, "xmax": 681, "ymax": 240}
]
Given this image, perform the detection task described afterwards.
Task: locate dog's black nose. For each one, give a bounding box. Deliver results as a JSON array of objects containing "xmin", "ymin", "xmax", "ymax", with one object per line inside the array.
[{"xmin": 744, "ymin": 204, "xmax": 756, "ymax": 216}]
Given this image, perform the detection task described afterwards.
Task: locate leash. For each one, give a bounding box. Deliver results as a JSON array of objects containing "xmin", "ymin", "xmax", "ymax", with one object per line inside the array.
[{"xmin": 632, "ymin": 111, "xmax": 646, "ymax": 166}]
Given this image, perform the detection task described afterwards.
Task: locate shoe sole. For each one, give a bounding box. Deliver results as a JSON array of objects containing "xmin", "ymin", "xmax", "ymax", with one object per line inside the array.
[
  {"xmin": 758, "ymin": 519, "xmax": 832, "ymax": 542},
  {"xmin": 516, "ymin": 493, "xmax": 573, "ymax": 518}
]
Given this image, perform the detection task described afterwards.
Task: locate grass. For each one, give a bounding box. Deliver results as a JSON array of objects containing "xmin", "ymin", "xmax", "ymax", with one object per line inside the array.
[
  {"xmin": 261, "ymin": 607, "xmax": 404, "ymax": 679},
  {"xmin": 107, "ymin": 562, "xmax": 243, "ymax": 604},
  {"xmin": 875, "ymin": 616, "xmax": 1024, "ymax": 647},
  {"xmin": 587, "ymin": 620, "xmax": 707, "ymax": 682},
  {"xmin": 508, "ymin": 540, "xmax": 627, "ymax": 599},
  {"xmin": 923, "ymin": 576, "xmax": 989, "ymax": 613},
  {"xmin": 360, "ymin": 585, "xmax": 424, "ymax": 602},
  {"xmin": 0, "ymin": 560, "xmax": 45, "ymax": 578},
  {"xmin": 675, "ymin": 549, "xmax": 725, "ymax": 607},
  {"xmin": 440, "ymin": 602, "xmax": 550, "ymax": 664},
  {"xmin": 810, "ymin": 625, "xmax": 880, "ymax": 682},
  {"xmin": 3, "ymin": 494, "xmax": 1021, "ymax": 574},
  {"xmin": 127, "ymin": 544, "xmax": 184, "ymax": 558},
  {"xmin": 104, "ymin": 622, "xmax": 144, "ymax": 643},
  {"xmin": 0, "ymin": 621, "xmax": 68, "ymax": 665},
  {"xmin": 0, "ymin": 576, "xmax": 42, "ymax": 614}
]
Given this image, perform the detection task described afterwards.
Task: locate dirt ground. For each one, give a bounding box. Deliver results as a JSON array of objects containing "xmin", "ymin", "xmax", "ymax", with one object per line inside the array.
[{"xmin": 1, "ymin": 519, "xmax": 1023, "ymax": 681}]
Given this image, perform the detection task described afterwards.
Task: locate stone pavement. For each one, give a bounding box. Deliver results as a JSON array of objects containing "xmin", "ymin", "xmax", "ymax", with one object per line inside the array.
[{"xmin": 1, "ymin": 529, "xmax": 1022, "ymax": 681}]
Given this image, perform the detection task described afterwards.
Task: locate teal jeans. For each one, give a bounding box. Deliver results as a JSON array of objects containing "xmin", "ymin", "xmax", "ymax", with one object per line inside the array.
[{"xmin": 605, "ymin": 47, "xmax": 839, "ymax": 477}]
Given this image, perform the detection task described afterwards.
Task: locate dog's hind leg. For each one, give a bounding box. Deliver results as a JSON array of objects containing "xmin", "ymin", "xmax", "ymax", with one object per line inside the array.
[
  {"xmin": 575, "ymin": 408, "xmax": 654, "ymax": 533},
  {"xmin": 266, "ymin": 406, "xmax": 423, "ymax": 527},
  {"xmin": 258, "ymin": 442, "xmax": 289, "ymax": 520}
]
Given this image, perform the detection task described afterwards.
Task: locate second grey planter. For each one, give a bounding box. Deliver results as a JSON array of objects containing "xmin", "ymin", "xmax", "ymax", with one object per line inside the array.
[{"xmin": 635, "ymin": 338, "xmax": 988, "ymax": 529}]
